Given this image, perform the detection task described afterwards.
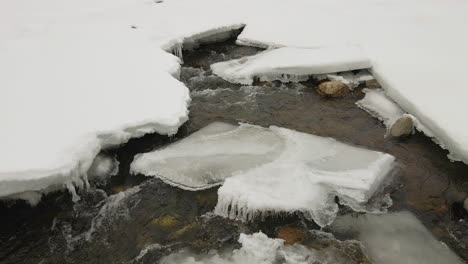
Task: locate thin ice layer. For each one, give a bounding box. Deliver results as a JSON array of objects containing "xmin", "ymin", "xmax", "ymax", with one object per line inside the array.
[
  {"xmin": 331, "ymin": 211, "xmax": 464, "ymax": 264},
  {"xmin": 210, "ymin": 46, "xmax": 371, "ymax": 85},
  {"xmin": 132, "ymin": 122, "xmax": 395, "ymax": 226}
]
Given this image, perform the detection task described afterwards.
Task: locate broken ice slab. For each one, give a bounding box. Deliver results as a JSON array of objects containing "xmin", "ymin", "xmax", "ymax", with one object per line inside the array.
[
  {"xmin": 131, "ymin": 122, "xmax": 285, "ymax": 190},
  {"xmin": 356, "ymin": 88, "xmax": 406, "ymax": 129},
  {"xmin": 210, "ymin": 46, "xmax": 371, "ymax": 85},
  {"xmin": 132, "ymin": 122, "xmax": 395, "ymax": 226}
]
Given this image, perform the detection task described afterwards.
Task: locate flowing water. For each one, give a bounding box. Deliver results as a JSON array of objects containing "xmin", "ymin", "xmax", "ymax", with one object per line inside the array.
[{"xmin": 0, "ymin": 38, "xmax": 467, "ymax": 264}]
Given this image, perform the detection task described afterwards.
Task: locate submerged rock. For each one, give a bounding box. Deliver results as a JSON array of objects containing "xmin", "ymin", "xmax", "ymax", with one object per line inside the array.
[
  {"xmin": 390, "ymin": 116, "xmax": 413, "ymax": 137},
  {"xmin": 276, "ymin": 225, "xmax": 306, "ymax": 245},
  {"xmin": 317, "ymin": 81, "xmax": 351, "ymax": 97}
]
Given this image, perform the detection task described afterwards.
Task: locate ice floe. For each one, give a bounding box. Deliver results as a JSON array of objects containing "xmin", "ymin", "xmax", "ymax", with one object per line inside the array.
[
  {"xmin": 211, "ymin": 46, "xmax": 371, "ymax": 85},
  {"xmin": 132, "ymin": 122, "xmax": 395, "ymax": 226},
  {"xmin": 331, "ymin": 211, "xmax": 464, "ymax": 264}
]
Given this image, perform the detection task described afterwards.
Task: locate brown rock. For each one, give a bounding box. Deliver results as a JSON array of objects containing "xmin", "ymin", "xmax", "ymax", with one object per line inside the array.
[
  {"xmin": 365, "ymin": 79, "xmax": 381, "ymax": 89},
  {"xmin": 317, "ymin": 81, "xmax": 350, "ymax": 97},
  {"xmin": 276, "ymin": 226, "xmax": 306, "ymax": 245},
  {"xmin": 390, "ymin": 116, "xmax": 413, "ymax": 137}
]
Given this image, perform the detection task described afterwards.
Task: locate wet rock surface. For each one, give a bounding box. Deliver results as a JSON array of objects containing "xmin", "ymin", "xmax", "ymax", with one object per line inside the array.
[{"xmin": 0, "ymin": 39, "xmax": 467, "ymax": 263}]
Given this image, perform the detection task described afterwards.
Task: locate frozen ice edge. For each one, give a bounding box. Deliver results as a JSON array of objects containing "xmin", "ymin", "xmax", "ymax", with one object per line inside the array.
[
  {"xmin": 356, "ymin": 88, "xmax": 462, "ymax": 162},
  {"xmin": 0, "ymin": 25, "xmax": 248, "ymax": 205}
]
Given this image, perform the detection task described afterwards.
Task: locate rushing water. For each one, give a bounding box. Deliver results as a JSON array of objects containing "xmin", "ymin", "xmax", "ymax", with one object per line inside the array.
[{"xmin": 0, "ymin": 38, "xmax": 467, "ymax": 264}]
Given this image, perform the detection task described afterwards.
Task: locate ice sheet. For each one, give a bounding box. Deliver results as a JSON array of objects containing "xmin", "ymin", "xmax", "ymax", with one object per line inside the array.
[
  {"xmin": 132, "ymin": 122, "xmax": 395, "ymax": 226},
  {"xmin": 211, "ymin": 46, "xmax": 371, "ymax": 85}
]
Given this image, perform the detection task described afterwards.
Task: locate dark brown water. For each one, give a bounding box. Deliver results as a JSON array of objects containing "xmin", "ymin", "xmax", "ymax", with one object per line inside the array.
[{"xmin": 1, "ymin": 38, "xmax": 467, "ymax": 264}]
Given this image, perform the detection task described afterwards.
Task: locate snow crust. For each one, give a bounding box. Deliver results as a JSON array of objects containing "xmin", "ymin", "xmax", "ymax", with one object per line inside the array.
[
  {"xmin": 132, "ymin": 122, "xmax": 395, "ymax": 226},
  {"xmin": 332, "ymin": 211, "xmax": 464, "ymax": 264},
  {"xmin": 161, "ymin": 231, "xmax": 363, "ymax": 264},
  {"xmin": 211, "ymin": 46, "xmax": 371, "ymax": 85}
]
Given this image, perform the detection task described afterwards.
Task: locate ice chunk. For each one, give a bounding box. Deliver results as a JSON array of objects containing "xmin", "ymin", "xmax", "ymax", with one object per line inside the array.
[
  {"xmin": 331, "ymin": 211, "xmax": 464, "ymax": 264},
  {"xmin": 356, "ymin": 89, "xmax": 406, "ymax": 129},
  {"xmin": 161, "ymin": 231, "xmax": 366, "ymax": 264},
  {"xmin": 132, "ymin": 122, "xmax": 395, "ymax": 226},
  {"xmin": 211, "ymin": 46, "xmax": 371, "ymax": 85}
]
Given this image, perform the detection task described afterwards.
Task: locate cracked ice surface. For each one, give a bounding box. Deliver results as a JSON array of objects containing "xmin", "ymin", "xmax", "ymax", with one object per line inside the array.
[
  {"xmin": 211, "ymin": 46, "xmax": 371, "ymax": 85},
  {"xmin": 132, "ymin": 123, "xmax": 395, "ymax": 226}
]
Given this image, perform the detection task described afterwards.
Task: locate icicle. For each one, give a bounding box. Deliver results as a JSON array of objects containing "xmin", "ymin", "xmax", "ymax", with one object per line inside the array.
[
  {"xmin": 66, "ymin": 182, "xmax": 81, "ymax": 202},
  {"xmin": 172, "ymin": 43, "xmax": 183, "ymax": 62}
]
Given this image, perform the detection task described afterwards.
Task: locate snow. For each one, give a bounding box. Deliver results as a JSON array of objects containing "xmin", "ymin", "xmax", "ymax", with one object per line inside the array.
[
  {"xmin": 211, "ymin": 46, "xmax": 371, "ymax": 85},
  {"xmin": 161, "ymin": 231, "xmax": 363, "ymax": 264},
  {"xmin": 132, "ymin": 122, "xmax": 395, "ymax": 226},
  {"xmin": 332, "ymin": 211, "xmax": 464, "ymax": 264}
]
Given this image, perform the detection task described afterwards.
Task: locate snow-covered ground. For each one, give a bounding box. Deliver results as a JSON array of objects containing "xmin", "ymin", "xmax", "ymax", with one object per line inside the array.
[
  {"xmin": 132, "ymin": 122, "xmax": 395, "ymax": 227},
  {"xmin": 2, "ymin": 0, "xmax": 468, "ymax": 202}
]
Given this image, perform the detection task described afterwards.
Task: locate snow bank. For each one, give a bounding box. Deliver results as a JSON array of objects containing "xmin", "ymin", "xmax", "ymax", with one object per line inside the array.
[
  {"xmin": 161, "ymin": 231, "xmax": 364, "ymax": 264},
  {"xmin": 211, "ymin": 46, "xmax": 371, "ymax": 85},
  {"xmin": 332, "ymin": 211, "xmax": 464, "ymax": 264},
  {"xmin": 0, "ymin": 0, "xmax": 192, "ymax": 203},
  {"xmin": 132, "ymin": 122, "xmax": 395, "ymax": 226}
]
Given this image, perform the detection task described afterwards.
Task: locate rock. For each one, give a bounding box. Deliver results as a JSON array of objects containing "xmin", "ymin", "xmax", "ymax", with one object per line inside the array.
[
  {"xmin": 390, "ymin": 116, "xmax": 413, "ymax": 137},
  {"xmin": 464, "ymin": 198, "xmax": 468, "ymax": 212},
  {"xmin": 150, "ymin": 214, "xmax": 180, "ymax": 229},
  {"xmin": 276, "ymin": 226, "xmax": 306, "ymax": 245},
  {"xmin": 317, "ymin": 81, "xmax": 350, "ymax": 97},
  {"xmin": 365, "ymin": 79, "xmax": 381, "ymax": 89}
]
